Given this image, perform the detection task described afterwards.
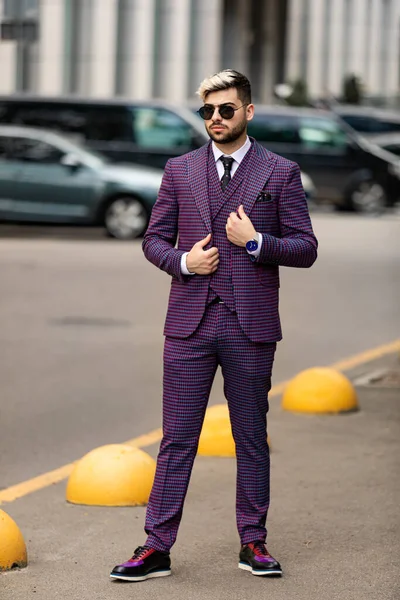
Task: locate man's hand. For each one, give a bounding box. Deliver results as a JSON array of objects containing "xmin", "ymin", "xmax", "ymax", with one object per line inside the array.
[
  {"xmin": 226, "ymin": 205, "xmax": 256, "ymax": 247},
  {"xmin": 186, "ymin": 233, "xmax": 219, "ymax": 275}
]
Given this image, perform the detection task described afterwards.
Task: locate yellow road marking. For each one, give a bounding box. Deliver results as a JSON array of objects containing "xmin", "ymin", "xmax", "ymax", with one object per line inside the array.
[
  {"xmin": 0, "ymin": 429, "xmax": 162, "ymax": 505},
  {"xmin": 124, "ymin": 428, "xmax": 163, "ymax": 448},
  {"xmin": 330, "ymin": 339, "xmax": 400, "ymax": 372},
  {"xmin": 0, "ymin": 464, "xmax": 77, "ymax": 504},
  {"xmin": 1, "ymin": 339, "xmax": 399, "ymax": 505}
]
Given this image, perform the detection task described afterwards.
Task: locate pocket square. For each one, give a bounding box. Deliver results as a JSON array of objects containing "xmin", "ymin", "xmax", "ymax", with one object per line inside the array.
[{"xmin": 256, "ymin": 191, "xmax": 272, "ymax": 202}]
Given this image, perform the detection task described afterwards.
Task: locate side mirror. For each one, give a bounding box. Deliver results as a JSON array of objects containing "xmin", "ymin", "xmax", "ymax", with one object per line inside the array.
[{"xmin": 61, "ymin": 153, "xmax": 81, "ymax": 170}]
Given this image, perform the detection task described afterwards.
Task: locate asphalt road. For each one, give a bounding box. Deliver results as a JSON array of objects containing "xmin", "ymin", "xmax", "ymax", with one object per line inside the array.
[
  {"xmin": 1, "ymin": 213, "xmax": 399, "ymax": 489},
  {"xmin": 2, "ymin": 379, "xmax": 399, "ymax": 600}
]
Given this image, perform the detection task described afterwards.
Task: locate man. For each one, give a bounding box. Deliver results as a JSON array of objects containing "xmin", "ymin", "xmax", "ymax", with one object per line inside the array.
[{"xmin": 110, "ymin": 70, "xmax": 317, "ymax": 582}]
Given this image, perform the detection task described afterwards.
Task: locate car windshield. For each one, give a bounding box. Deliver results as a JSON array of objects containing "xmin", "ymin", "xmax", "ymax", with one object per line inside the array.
[{"xmin": 129, "ymin": 105, "xmax": 204, "ymax": 148}]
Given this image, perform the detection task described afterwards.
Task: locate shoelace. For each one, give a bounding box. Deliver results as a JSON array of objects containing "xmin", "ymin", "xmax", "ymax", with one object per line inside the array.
[
  {"xmin": 130, "ymin": 546, "xmax": 153, "ymax": 561},
  {"xmin": 248, "ymin": 542, "xmax": 271, "ymax": 557}
]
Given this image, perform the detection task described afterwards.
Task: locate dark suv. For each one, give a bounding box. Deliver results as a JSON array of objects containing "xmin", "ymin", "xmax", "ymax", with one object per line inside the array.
[
  {"xmin": 0, "ymin": 96, "xmax": 208, "ymax": 170},
  {"xmin": 246, "ymin": 105, "xmax": 400, "ymax": 212},
  {"xmin": 333, "ymin": 105, "xmax": 400, "ymax": 134}
]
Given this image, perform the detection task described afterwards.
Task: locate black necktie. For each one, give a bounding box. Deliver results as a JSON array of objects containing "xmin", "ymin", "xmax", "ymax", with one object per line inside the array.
[{"xmin": 220, "ymin": 156, "xmax": 234, "ymax": 191}]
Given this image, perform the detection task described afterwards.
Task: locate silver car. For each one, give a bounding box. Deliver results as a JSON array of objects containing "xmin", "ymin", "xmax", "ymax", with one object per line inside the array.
[{"xmin": 0, "ymin": 125, "xmax": 164, "ymax": 239}]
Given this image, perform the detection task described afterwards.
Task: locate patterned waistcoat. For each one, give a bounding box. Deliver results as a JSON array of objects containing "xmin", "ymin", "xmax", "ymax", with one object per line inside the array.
[{"xmin": 207, "ymin": 144, "xmax": 255, "ymax": 311}]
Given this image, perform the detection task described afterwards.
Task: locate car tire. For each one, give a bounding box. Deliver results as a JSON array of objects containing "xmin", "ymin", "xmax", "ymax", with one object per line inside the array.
[
  {"xmin": 346, "ymin": 179, "xmax": 387, "ymax": 215},
  {"xmin": 103, "ymin": 196, "xmax": 148, "ymax": 240}
]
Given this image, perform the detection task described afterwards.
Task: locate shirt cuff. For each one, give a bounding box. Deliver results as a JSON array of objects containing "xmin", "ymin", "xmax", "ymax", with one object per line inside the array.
[
  {"xmin": 246, "ymin": 232, "xmax": 263, "ymax": 258},
  {"xmin": 181, "ymin": 252, "xmax": 195, "ymax": 275}
]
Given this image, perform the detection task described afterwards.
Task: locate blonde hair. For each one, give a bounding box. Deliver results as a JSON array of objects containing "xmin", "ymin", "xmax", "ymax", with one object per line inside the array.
[{"xmin": 196, "ymin": 69, "xmax": 251, "ymax": 104}]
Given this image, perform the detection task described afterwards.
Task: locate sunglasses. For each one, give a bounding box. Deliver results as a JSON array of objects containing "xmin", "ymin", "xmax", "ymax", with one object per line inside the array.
[{"xmin": 197, "ymin": 103, "xmax": 247, "ymax": 120}]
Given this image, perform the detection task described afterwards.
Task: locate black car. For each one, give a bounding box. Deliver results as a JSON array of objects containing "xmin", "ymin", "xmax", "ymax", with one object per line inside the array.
[
  {"xmin": 246, "ymin": 105, "xmax": 400, "ymax": 213},
  {"xmin": 361, "ymin": 132, "xmax": 400, "ymax": 158},
  {"xmin": 187, "ymin": 101, "xmax": 400, "ymax": 212},
  {"xmin": 0, "ymin": 95, "xmax": 208, "ymax": 170},
  {"xmin": 332, "ymin": 105, "xmax": 400, "ymax": 135}
]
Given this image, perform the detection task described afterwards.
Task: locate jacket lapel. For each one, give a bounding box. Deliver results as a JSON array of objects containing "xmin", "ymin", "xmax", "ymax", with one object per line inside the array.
[
  {"xmin": 240, "ymin": 142, "xmax": 278, "ymax": 215},
  {"xmin": 187, "ymin": 143, "xmax": 212, "ymax": 232},
  {"xmin": 186, "ymin": 140, "xmax": 277, "ymax": 230}
]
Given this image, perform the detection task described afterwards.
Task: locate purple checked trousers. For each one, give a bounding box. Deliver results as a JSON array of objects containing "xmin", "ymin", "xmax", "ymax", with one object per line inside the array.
[{"xmin": 144, "ymin": 302, "xmax": 276, "ymax": 552}]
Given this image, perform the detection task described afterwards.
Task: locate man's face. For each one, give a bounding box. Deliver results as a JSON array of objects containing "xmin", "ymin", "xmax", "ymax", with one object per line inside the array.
[{"xmin": 202, "ymin": 88, "xmax": 254, "ymax": 145}]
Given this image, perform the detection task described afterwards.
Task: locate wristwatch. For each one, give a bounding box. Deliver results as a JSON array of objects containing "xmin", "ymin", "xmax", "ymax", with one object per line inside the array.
[{"xmin": 245, "ymin": 236, "xmax": 259, "ymax": 253}]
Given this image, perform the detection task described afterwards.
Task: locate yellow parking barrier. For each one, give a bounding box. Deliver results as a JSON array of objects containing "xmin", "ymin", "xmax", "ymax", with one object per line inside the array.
[
  {"xmin": 198, "ymin": 404, "xmax": 271, "ymax": 457},
  {"xmin": 0, "ymin": 510, "xmax": 27, "ymax": 571},
  {"xmin": 66, "ymin": 444, "xmax": 156, "ymax": 506},
  {"xmin": 198, "ymin": 404, "xmax": 235, "ymax": 457},
  {"xmin": 282, "ymin": 367, "xmax": 359, "ymax": 414}
]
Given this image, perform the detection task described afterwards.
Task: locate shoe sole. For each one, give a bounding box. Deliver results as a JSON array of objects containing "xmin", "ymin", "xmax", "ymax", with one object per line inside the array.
[
  {"xmin": 238, "ymin": 562, "xmax": 282, "ymax": 576},
  {"xmin": 110, "ymin": 569, "xmax": 171, "ymax": 582}
]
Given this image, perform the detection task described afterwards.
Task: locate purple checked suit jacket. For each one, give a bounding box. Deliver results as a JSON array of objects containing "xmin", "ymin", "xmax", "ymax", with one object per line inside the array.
[{"xmin": 142, "ymin": 139, "xmax": 318, "ymax": 343}]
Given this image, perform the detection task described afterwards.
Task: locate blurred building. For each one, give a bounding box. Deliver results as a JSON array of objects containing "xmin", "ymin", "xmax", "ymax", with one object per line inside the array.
[
  {"xmin": 0, "ymin": 0, "xmax": 287, "ymax": 102},
  {"xmin": 286, "ymin": 0, "xmax": 400, "ymax": 103},
  {"xmin": 0, "ymin": 0, "xmax": 399, "ymax": 104}
]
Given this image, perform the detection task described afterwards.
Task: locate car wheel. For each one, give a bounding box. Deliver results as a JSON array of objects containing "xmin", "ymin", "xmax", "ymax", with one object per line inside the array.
[
  {"xmin": 348, "ymin": 180, "xmax": 387, "ymax": 214},
  {"xmin": 104, "ymin": 197, "xmax": 148, "ymax": 240}
]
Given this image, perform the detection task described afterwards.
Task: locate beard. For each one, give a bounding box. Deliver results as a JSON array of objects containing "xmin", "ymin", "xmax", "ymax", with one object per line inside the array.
[{"xmin": 206, "ymin": 117, "xmax": 247, "ymax": 144}]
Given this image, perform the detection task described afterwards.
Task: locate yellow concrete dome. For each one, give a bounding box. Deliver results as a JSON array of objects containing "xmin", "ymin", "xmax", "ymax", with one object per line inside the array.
[
  {"xmin": 198, "ymin": 404, "xmax": 236, "ymax": 457},
  {"xmin": 282, "ymin": 367, "xmax": 359, "ymax": 414},
  {"xmin": 66, "ymin": 444, "xmax": 156, "ymax": 506},
  {"xmin": 198, "ymin": 404, "xmax": 271, "ymax": 456},
  {"xmin": 0, "ymin": 510, "xmax": 28, "ymax": 571}
]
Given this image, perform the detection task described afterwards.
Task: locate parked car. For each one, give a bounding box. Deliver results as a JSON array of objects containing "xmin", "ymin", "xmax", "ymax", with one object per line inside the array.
[
  {"xmin": 0, "ymin": 96, "xmax": 318, "ymax": 209},
  {"xmin": 0, "ymin": 125, "xmax": 164, "ymax": 239},
  {"xmin": 244, "ymin": 105, "xmax": 400, "ymax": 213},
  {"xmin": 188, "ymin": 101, "xmax": 400, "ymax": 212},
  {"xmin": 361, "ymin": 132, "xmax": 400, "ymax": 158},
  {"xmin": 332, "ymin": 105, "xmax": 400, "ymax": 134},
  {"xmin": 0, "ymin": 96, "xmax": 207, "ymax": 170}
]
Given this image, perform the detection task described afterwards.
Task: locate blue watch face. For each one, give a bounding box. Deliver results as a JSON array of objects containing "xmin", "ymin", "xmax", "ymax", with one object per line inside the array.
[{"xmin": 246, "ymin": 239, "xmax": 258, "ymax": 252}]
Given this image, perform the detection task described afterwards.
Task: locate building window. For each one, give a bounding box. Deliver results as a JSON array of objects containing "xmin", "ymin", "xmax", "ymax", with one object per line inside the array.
[
  {"xmin": 3, "ymin": 0, "xmax": 38, "ymax": 19},
  {"xmin": 1, "ymin": 0, "xmax": 39, "ymax": 92}
]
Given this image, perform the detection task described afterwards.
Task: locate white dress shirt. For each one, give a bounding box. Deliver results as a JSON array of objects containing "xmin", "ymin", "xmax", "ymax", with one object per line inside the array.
[{"xmin": 181, "ymin": 136, "xmax": 262, "ymax": 275}]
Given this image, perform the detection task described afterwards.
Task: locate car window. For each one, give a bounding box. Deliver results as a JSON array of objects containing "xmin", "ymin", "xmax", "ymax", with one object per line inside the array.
[
  {"xmin": 247, "ymin": 114, "xmax": 299, "ymax": 143},
  {"xmin": 379, "ymin": 121, "xmax": 400, "ymax": 133},
  {"xmin": 381, "ymin": 143, "xmax": 400, "ymax": 157},
  {"xmin": 340, "ymin": 114, "xmax": 400, "ymax": 134},
  {"xmin": 298, "ymin": 117, "xmax": 347, "ymax": 151},
  {"xmin": 85, "ymin": 108, "xmax": 133, "ymax": 142},
  {"xmin": 9, "ymin": 137, "xmax": 64, "ymax": 164},
  {"xmin": 131, "ymin": 107, "xmax": 193, "ymax": 148},
  {"xmin": 0, "ymin": 101, "xmax": 137, "ymax": 145},
  {"xmin": 0, "ymin": 103, "xmax": 12, "ymax": 122},
  {"xmin": 1, "ymin": 103, "xmax": 88, "ymax": 144},
  {"xmin": 0, "ymin": 136, "xmax": 12, "ymax": 160},
  {"xmin": 340, "ymin": 115, "xmax": 378, "ymax": 132}
]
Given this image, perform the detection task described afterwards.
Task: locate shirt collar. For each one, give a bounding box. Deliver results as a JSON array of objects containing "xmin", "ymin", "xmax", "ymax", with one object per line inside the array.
[{"xmin": 212, "ymin": 136, "xmax": 251, "ymax": 165}]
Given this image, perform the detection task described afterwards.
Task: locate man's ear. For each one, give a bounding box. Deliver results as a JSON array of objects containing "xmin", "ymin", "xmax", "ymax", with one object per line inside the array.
[{"xmin": 246, "ymin": 104, "xmax": 255, "ymax": 122}]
